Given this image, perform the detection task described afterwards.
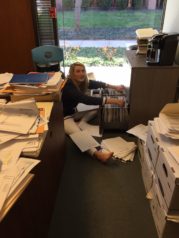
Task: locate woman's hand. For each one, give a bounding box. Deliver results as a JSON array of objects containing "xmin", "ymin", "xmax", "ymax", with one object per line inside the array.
[
  {"xmin": 106, "ymin": 84, "xmax": 125, "ymax": 92},
  {"xmin": 114, "ymin": 85, "xmax": 125, "ymax": 92}
]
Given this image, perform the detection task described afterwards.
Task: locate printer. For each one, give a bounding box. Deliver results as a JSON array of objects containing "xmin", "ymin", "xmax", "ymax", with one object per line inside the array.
[{"xmin": 146, "ymin": 33, "xmax": 179, "ymax": 66}]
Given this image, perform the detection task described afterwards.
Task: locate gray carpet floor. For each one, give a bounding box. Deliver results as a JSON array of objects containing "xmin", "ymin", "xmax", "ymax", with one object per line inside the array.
[{"xmin": 48, "ymin": 131, "xmax": 158, "ymax": 238}]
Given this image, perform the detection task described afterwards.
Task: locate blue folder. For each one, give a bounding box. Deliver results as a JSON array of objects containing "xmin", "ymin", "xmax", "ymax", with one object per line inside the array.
[{"xmin": 10, "ymin": 73, "xmax": 49, "ymax": 85}]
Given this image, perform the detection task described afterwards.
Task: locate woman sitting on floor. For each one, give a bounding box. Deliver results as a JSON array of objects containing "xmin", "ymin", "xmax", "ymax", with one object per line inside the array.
[{"xmin": 61, "ymin": 62, "xmax": 125, "ymax": 162}]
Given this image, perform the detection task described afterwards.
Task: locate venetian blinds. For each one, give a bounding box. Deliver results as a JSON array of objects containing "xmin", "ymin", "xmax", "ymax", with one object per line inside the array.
[{"xmin": 32, "ymin": 0, "xmax": 59, "ymax": 46}]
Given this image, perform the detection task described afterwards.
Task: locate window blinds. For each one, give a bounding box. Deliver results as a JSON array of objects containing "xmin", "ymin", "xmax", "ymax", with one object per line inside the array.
[{"xmin": 32, "ymin": 0, "xmax": 58, "ymax": 46}]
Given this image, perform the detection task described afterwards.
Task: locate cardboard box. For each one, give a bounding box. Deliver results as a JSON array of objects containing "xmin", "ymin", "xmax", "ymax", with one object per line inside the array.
[
  {"xmin": 146, "ymin": 121, "xmax": 179, "ymax": 169},
  {"xmin": 155, "ymin": 148, "xmax": 179, "ymax": 210},
  {"xmin": 146, "ymin": 121, "xmax": 160, "ymax": 168},
  {"xmin": 141, "ymin": 145, "xmax": 154, "ymax": 193},
  {"xmin": 150, "ymin": 178, "xmax": 179, "ymax": 238},
  {"xmin": 137, "ymin": 138, "xmax": 145, "ymax": 165}
]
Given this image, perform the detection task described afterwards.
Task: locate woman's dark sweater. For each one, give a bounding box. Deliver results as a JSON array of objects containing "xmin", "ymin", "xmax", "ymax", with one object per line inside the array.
[{"xmin": 61, "ymin": 79, "xmax": 106, "ymax": 117}]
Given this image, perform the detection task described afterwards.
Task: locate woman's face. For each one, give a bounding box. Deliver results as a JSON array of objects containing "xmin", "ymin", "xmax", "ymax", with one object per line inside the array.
[{"xmin": 73, "ymin": 65, "xmax": 86, "ymax": 83}]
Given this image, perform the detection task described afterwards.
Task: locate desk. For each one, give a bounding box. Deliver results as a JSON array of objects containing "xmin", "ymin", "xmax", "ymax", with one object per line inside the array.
[
  {"xmin": 0, "ymin": 101, "xmax": 65, "ymax": 237},
  {"xmin": 125, "ymin": 50, "xmax": 179, "ymax": 128}
]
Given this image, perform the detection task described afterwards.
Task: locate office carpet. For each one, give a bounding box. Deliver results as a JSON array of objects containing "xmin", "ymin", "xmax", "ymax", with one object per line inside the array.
[{"xmin": 48, "ymin": 131, "xmax": 158, "ymax": 238}]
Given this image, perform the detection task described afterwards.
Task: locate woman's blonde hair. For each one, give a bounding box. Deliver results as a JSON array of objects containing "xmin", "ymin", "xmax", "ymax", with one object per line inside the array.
[{"xmin": 67, "ymin": 62, "xmax": 88, "ymax": 92}]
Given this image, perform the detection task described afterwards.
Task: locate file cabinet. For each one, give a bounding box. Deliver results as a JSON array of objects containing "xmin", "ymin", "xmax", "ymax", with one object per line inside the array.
[
  {"xmin": 0, "ymin": 101, "xmax": 66, "ymax": 238},
  {"xmin": 125, "ymin": 50, "xmax": 179, "ymax": 128}
]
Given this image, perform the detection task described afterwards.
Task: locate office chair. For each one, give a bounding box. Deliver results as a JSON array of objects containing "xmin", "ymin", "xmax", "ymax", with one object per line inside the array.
[{"xmin": 31, "ymin": 45, "xmax": 65, "ymax": 78}]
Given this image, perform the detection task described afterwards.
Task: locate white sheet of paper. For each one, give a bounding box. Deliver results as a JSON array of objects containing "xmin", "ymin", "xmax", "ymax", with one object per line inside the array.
[
  {"xmin": 46, "ymin": 72, "xmax": 62, "ymax": 86},
  {"xmin": 0, "ymin": 170, "xmax": 15, "ymax": 211},
  {"xmin": 0, "ymin": 140, "xmax": 27, "ymax": 171},
  {"xmin": 0, "ymin": 131, "xmax": 20, "ymax": 145},
  {"xmin": 70, "ymin": 130, "xmax": 99, "ymax": 152},
  {"xmin": 8, "ymin": 157, "xmax": 40, "ymax": 195},
  {"xmin": 0, "ymin": 99, "xmax": 38, "ymax": 134},
  {"xmin": 101, "ymin": 136, "xmax": 136, "ymax": 158},
  {"xmin": 0, "ymin": 73, "xmax": 13, "ymax": 85},
  {"xmin": 127, "ymin": 124, "xmax": 148, "ymax": 142}
]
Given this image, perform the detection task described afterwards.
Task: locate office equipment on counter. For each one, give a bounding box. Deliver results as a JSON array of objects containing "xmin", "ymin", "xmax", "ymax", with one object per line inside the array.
[{"xmin": 146, "ymin": 33, "xmax": 179, "ymax": 66}]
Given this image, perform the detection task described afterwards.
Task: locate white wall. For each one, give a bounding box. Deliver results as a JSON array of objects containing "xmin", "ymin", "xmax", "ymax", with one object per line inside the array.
[
  {"xmin": 162, "ymin": 0, "xmax": 179, "ymax": 33},
  {"xmin": 162, "ymin": 0, "xmax": 179, "ymax": 64}
]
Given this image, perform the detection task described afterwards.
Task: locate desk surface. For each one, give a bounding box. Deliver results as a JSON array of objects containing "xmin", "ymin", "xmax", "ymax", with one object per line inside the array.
[
  {"xmin": 125, "ymin": 50, "xmax": 179, "ymax": 69},
  {"xmin": 0, "ymin": 101, "xmax": 65, "ymax": 238}
]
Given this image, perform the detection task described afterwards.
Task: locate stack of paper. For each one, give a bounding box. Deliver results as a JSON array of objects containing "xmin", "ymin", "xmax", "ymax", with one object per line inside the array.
[
  {"xmin": 101, "ymin": 136, "xmax": 137, "ymax": 162},
  {"xmin": 0, "ymin": 99, "xmax": 50, "ymax": 158},
  {"xmin": 0, "ymin": 72, "xmax": 64, "ymax": 101},
  {"xmin": 0, "ymin": 157, "xmax": 40, "ymax": 219},
  {"xmin": 154, "ymin": 103, "xmax": 179, "ymax": 139},
  {"xmin": 0, "ymin": 98, "xmax": 39, "ymax": 134},
  {"xmin": 135, "ymin": 28, "xmax": 158, "ymax": 55}
]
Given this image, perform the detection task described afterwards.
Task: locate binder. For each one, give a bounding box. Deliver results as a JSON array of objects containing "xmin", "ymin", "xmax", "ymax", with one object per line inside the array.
[{"xmin": 9, "ymin": 73, "xmax": 49, "ymax": 85}]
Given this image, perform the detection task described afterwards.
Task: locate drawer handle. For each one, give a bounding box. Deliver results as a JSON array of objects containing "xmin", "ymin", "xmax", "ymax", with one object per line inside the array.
[
  {"xmin": 151, "ymin": 135, "xmax": 154, "ymax": 144},
  {"xmin": 162, "ymin": 163, "xmax": 168, "ymax": 177},
  {"xmin": 158, "ymin": 178, "xmax": 165, "ymax": 198},
  {"xmin": 147, "ymin": 148, "xmax": 152, "ymax": 162}
]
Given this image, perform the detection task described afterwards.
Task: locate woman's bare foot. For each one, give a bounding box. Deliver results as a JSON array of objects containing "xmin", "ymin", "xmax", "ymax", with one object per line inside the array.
[{"xmin": 94, "ymin": 150, "xmax": 114, "ymax": 163}]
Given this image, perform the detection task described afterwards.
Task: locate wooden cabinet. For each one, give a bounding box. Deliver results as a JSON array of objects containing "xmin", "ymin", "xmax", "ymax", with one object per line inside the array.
[
  {"xmin": 0, "ymin": 101, "xmax": 66, "ymax": 238},
  {"xmin": 125, "ymin": 50, "xmax": 179, "ymax": 128},
  {"xmin": 0, "ymin": 0, "xmax": 36, "ymax": 73}
]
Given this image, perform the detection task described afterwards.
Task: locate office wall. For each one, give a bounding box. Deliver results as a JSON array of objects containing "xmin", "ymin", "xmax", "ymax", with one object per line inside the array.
[
  {"xmin": 0, "ymin": 0, "xmax": 36, "ymax": 73},
  {"xmin": 162, "ymin": 0, "xmax": 179, "ymax": 64}
]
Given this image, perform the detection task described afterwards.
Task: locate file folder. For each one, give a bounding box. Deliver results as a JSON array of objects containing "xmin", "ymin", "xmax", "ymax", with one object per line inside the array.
[{"xmin": 9, "ymin": 73, "xmax": 49, "ymax": 85}]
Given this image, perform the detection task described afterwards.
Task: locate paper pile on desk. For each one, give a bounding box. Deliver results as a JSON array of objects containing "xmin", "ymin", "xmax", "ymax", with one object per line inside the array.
[
  {"xmin": 0, "ymin": 99, "xmax": 50, "ymax": 157},
  {"xmin": 0, "ymin": 98, "xmax": 39, "ymax": 134},
  {"xmin": 0, "ymin": 72, "xmax": 64, "ymax": 101},
  {"xmin": 0, "ymin": 157, "xmax": 40, "ymax": 214},
  {"xmin": 101, "ymin": 136, "xmax": 137, "ymax": 162}
]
